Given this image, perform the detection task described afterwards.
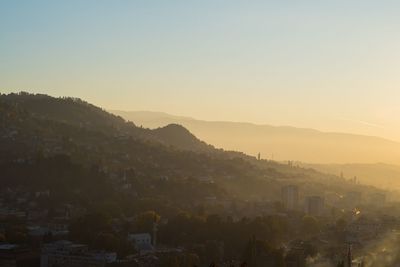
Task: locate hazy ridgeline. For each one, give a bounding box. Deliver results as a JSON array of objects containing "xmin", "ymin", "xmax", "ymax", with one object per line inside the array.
[
  {"xmin": 113, "ymin": 110, "xmax": 400, "ymax": 165},
  {"xmin": 114, "ymin": 110, "xmax": 400, "ymax": 191}
]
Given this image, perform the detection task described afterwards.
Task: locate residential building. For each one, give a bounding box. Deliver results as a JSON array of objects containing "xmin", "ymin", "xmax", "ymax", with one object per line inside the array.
[
  {"xmin": 281, "ymin": 185, "xmax": 299, "ymax": 210},
  {"xmin": 305, "ymin": 196, "xmax": 324, "ymax": 216},
  {"xmin": 127, "ymin": 233, "xmax": 153, "ymax": 252},
  {"xmin": 40, "ymin": 240, "xmax": 116, "ymax": 267}
]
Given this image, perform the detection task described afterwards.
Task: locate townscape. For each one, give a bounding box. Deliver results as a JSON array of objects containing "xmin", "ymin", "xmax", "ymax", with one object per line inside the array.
[{"xmin": 1, "ymin": 93, "xmax": 400, "ymax": 267}]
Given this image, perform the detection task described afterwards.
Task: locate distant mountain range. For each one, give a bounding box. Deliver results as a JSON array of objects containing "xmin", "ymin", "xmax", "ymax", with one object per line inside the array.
[{"xmin": 112, "ymin": 110, "xmax": 400, "ymax": 165}]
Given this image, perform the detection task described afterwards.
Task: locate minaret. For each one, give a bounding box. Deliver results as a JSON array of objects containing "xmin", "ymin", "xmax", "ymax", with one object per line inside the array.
[
  {"xmin": 122, "ymin": 170, "xmax": 127, "ymax": 182},
  {"xmin": 347, "ymin": 244, "xmax": 352, "ymax": 267},
  {"xmin": 152, "ymin": 218, "xmax": 158, "ymax": 248},
  {"xmin": 257, "ymin": 153, "xmax": 261, "ymax": 161}
]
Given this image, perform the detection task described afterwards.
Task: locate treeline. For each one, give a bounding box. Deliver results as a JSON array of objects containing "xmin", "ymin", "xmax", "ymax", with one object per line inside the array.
[{"xmin": 67, "ymin": 210, "xmax": 320, "ymax": 266}]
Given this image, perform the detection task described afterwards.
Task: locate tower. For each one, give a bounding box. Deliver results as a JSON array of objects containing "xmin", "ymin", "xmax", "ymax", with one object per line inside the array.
[
  {"xmin": 152, "ymin": 218, "xmax": 158, "ymax": 248},
  {"xmin": 282, "ymin": 185, "xmax": 299, "ymax": 210},
  {"xmin": 347, "ymin": 244, "xmax": 352, "ymax": 267}
]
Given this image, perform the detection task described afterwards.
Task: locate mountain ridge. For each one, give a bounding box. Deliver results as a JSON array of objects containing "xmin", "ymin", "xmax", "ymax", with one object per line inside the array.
[
  {"xmin": 112, "ymin": 110, "xmax": 399, "ymax": 143},
  {"xmin": 112, "ymin": 110, "xmax": 400, "ymax": 164}
]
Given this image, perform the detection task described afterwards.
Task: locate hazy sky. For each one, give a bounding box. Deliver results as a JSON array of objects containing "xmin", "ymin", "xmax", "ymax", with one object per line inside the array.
[{"xmin": 1, "ymin": 1, "xmax": 400, "ymax": 141}]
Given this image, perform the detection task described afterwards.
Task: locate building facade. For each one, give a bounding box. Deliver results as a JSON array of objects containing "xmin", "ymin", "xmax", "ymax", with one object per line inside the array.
[{"xmin": 40, "ymin": 240, "xmax": 116, "ymax": 267}]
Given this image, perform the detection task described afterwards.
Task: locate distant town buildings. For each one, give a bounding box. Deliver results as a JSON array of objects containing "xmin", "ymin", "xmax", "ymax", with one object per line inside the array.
[
  {"xmin": 127, "ymin": 233, "xmax": 153, "ymax": 252},
  {"xmin": 281, "ymin": 185, "xmax": 299, "ymax": 210},
  {"xmin": 346, "ymin": 191, "xmax": 362, "ymax": 207},
  {"xmin": 40, "ymin": 240, "xmax": 116, "ymax": 267},
  {"xmin": 305, "ymin": 196, "xmax": 324, "ymax": 216},
  {"xmin": 197, "ymin": 176, "xmax": 215, "ymax": 184},
  {"xmin": 0, "ymin": 243, "xmax": 33, "ymax": 267},
  {"xmin": 370, "ymin": 192, "xmax": 386, "ymax": 206}
]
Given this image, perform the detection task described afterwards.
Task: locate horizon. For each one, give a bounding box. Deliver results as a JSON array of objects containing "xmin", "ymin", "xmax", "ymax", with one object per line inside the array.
[
  {"xmin": 2, "ymin": 1, "xmax": 400, "ymax": 142},
  {"xmin": 3, "ymin": 90, "xmax": 400, "ymax": 167},
  {"xmin": 3, "ymin": 90, "xmax": 400, "ymax": 144},
  {"xmin": 4, "ymin": 91, "xmax": 400, "ymax": 166},
  {"xmin": 112, "ymin": 109, "xmax": 400, "ymax": 143}
]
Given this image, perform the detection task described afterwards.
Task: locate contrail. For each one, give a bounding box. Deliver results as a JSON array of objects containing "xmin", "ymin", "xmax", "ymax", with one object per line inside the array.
[{"xmin": 336, "ymin": 117, "xmax": 384, "ymax": 129}]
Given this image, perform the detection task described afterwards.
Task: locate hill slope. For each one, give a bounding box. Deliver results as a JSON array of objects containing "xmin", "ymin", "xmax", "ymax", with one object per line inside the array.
[
  {"xmin": 112, "ymin": 110, "xmax": 400, "ymax": 164},
  {"xmin": 0, "ymin": 93, "xmax": 214, "ymax": 153}
]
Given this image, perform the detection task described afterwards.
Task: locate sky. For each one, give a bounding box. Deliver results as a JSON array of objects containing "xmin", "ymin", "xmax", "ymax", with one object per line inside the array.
[{"xmin": 1, "ymin": 1, "xmax": 400, "ymax": 141}]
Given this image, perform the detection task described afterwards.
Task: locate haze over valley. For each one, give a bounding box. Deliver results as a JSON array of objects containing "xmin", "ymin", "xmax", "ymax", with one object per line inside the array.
[
  {"xmin": 2, "ymin": 1, "xmax": 400, "ymax": 266},
  {"xmin": 113, "ymin": 111, "xmax": 400, "ymax": 165}
]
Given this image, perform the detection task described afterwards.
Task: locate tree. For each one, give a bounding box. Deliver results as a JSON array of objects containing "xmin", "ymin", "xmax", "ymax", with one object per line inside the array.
[
  {"xmin": 243, "ymin": 237, "xmax": 285, "ymax": 267},
  {"xmin": 94, "ymin": 233, "xmax": 119, "ymax": 251},
  {"xmin": 0, "ymin": 233, "xmax": 5, "ymax": 242},
  {"xmin": 69, "ymin": 212, "xmax": 112, "ymax": 244},
  {"xmin": 335, "ymin": 218, "xmax": 347, "ymax": 232},
  {"xmin": 5, "ymin": 225, "xmax": 27, "ymax": 244},
  {"xmin": 301, "ymin": 216, "xmax": 320, "ymax": 236},
  {"xmin": 136, "ymin": 210, "xmax": 160, "ymax": 233}
]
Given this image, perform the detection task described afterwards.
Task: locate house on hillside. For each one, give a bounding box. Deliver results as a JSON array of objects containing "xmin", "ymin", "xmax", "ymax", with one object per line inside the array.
[{"xmin": 127, "ymin": 233, "xmax": 153, "ymax": 253}]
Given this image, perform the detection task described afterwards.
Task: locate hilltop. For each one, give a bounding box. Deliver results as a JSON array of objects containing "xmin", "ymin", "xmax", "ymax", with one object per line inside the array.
[{"xmin": 0, "ymin": 93, "xmax": 216, "ymax": 154}]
